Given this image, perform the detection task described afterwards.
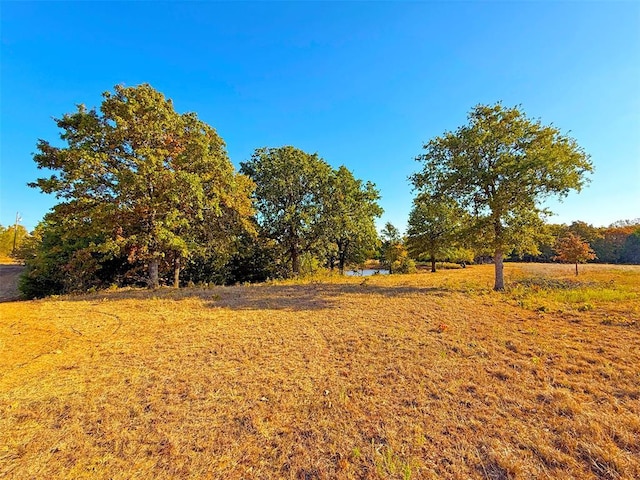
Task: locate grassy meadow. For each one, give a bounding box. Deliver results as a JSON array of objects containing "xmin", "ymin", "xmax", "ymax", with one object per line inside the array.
[{"xmin": 1, "ymin": 263, "xmax": 639, "ymax": 479}]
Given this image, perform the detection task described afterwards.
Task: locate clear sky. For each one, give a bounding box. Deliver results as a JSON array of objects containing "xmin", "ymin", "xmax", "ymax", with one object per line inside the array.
[{"xmin": 1, "ymin": 1, "xmax": 639, "ymax": 232}]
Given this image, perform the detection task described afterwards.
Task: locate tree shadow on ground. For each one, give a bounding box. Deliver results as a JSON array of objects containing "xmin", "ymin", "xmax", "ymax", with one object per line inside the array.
[
  {"xmin": 207, "ymin": 283, "xmax": 448, "ymax": 311},
  {"xmin": 52, "ymin": 282, "xmax": 448, "ymax": 312}
]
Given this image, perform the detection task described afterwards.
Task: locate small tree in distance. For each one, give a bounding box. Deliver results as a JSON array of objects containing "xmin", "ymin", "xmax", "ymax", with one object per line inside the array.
[
  {"xmin": 406, "ymin": 194, "xmax": 468, "ymax": 272},
  {"xmin": 379, "ymin": 223, "xmax": 416, "ymax": 274},
  {"xmin": 380, "ymin": 222, "xmax": 401, "ymax": 273},
  {"xmin": 554, "ymin": 232, "xmax": 596, "ymax": 275}
]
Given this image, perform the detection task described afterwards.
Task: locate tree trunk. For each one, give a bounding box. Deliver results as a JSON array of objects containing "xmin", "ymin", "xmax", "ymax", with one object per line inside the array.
[
  {"xmin": 494, "ymin": 250, "xmax": 505, "ymax": 291},
  {"xmin": 431, "ymin": 255, "xmax": 436, "ymax": 273},
  {"xmin": 338, "ymin": 252, "xmax": 346, "ymax": 275},
  {"xmin": 173, "ymin": 257, "xmax": 181, "ymax": 288},
  {"xmin": 337, "ymin": 240, "xmax": 344, "ymax": 275},
  {"xmin": 291, "ymin": 248, "xmax": 300, "ymax": 276},
  {"xmin": 575, "ymin": 262, "xmax": 579, "ymax": 276},
  {"xmin": 493, "ymin": 218, "xmax": 505, "ymax": 291},
  {"xmin": 148, "ymin": 257, "xmax": 160, "ymax": 289}
]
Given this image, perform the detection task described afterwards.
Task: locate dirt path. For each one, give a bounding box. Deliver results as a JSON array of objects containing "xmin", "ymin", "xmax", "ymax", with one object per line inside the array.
[{"xmin": 0, "ymin": 264, "xmax": 24, "ymax": 302}]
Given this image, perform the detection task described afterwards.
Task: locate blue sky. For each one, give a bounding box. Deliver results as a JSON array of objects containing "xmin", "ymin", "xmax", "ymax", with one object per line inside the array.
[{"xmin": 1, "ymin": 1, "xmax": 639, "ymax": 232}]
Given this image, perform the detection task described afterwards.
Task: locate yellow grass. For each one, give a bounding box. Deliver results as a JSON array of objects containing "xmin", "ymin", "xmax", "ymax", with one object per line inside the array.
[{"xmin": 1, "ymin": 263, "xmax": 639, "ymax": 479}]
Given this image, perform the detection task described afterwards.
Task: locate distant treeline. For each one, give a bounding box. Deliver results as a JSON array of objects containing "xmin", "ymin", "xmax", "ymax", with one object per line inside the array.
[{"xmin": 507, "ymin": 220, "xmax": 640, "ymax": 265}]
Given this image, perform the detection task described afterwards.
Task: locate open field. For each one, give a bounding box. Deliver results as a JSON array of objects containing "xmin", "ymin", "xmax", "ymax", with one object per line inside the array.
[{"xmin": 1, "ymin": 263, "xmax": 639, "ymax": 479}]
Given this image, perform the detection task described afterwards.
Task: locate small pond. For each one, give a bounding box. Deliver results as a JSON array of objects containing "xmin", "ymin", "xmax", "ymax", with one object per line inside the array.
[{"xmin": 345, "ymin": 268, "xmax": 390, "ymax": 277}]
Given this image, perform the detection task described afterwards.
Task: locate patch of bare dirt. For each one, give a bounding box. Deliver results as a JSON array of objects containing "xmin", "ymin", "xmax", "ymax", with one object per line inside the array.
[{"xmin": 0, "ymin": 264, "xmax": 23, "ymax": 302}]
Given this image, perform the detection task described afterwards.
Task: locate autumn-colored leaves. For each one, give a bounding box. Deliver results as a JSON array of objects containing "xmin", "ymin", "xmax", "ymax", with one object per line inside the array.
[{"xmin": 554, "ymin": 232, "xmax": 597, "ymax": 275}]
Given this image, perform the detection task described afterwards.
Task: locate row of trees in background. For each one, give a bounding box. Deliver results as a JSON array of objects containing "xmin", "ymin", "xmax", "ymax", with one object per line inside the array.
[
  {"xmin": 509, "ymin": 220, "xmax": 640, "ymax": 265},
  {"xmin": 9, "ymin": 214, "xmax": 638, "ymax": 293},
  {"xmin": 11, "ymin": 85, "xmax": 638, "ymax": 297},
  {"xmin": 404, "ymin": 217, "xmax": 640, "ymax": 272}
]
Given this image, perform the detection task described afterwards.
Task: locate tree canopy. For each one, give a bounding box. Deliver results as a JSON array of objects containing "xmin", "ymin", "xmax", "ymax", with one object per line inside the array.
[
  {"xmin": 411, "ymin": 102, "xmax": 593, "ymax": 290},
  {"xmin": 0, "ymin": 224, "xmax": 29, "ymax": 258},
  {"xmin": 379, "ymin": 222, "xmax": 415, "ymax": 274}
]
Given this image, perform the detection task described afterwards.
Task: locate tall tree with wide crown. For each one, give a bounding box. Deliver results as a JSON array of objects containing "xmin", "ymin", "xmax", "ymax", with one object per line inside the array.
[
  {"xmin": 411, "ymin": 103, "xmax": 593, "ymax": 290},
  {"xmin": 31, "ymin": 84, "xmax": 254, "ymax": 288}
]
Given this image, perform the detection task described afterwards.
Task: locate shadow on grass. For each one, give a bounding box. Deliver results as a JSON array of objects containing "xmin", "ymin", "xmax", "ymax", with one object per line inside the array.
[
  {"xmin": 209, "ymin": 283, "xmax": 447, "ymax": 311},
  {"xmin": 53, "ymin": 282, "xmax": 448, "ymax": 311}
]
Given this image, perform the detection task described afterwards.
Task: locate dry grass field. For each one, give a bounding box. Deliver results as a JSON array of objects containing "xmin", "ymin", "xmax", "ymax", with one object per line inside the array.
[{"xmin": 1, "ymin": 263, "xmax": 638, "ymax": 479}]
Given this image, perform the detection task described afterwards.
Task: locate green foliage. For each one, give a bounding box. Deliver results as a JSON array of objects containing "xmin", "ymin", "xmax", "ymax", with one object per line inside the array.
[
  {"xmin": 592, "ymin": 223, "xmax": 638, "ymax": 264},
  {"xmin": 515, "ymin": 220, "xmax": 640, "ymax": 265},
  {"xmin": 406, "ymin": 194, "xmax": 468, "ymax": 272},
  {"xmin": 0, "ymin": 224, "xmax": 29, "ymax": 259},
  {"xmin": 445, "ymin": 247, "xmax": 475, "ymax": 264},
  {"xmin": 17, "ymin": 224, "xmax": 64, "ymax": 298},
  {"xmin": 411, "ymin": 102, "xmax": 593, "ymax": 289},
  {"xmin": 29, "ymin": 84, "xmax": 253, "ymax": 290},
  {"xmin": 620, "ymin": 228, "xmax": 640, "ymax": 264},
  {"xmin": 380, "ymin": 222, "xmax": 401, "ymax": 245},
  {"xmin": 241, "ymin": 148, "xmax": 382, "ymax": 277},
  {"xmin": 379, "ymin": 222, "xmax": 401, "ymax": 272},
  {"xmin": 567, "ymin": 221, "xmax": 602, "ymax": 245},
  {"xmin": 392, "ymin": 254, "xmax": 417, "ymax": 274},
  {"xmin": 241, "ymin": 146, "xmax": 332, "ymax": 276},
  {"xmin": 18, "ymin": 211, "xmax": 147, "ymax": 298},
  {"xmin": 298, "ymin": 252, "xmax": 323, "ymax": 276},
  {"xmin": 378, "ymin": 225, "xmax": 416, "ymax": 275},
  {"xmin": 222, "ymin": 233, "xmax": 285, "ymax": 285},
  {"xmin": 322, "ymin": 166, "xmax": 383, "ymax": 273}
]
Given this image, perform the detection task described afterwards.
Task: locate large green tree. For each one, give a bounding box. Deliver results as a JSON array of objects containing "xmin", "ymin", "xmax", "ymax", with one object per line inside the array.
[
  {"xmin": 240, "ymin": 146, "xmax": 332, "ymax": 276},
  {"xmin": 323, "ymin": 166, "xmax": 383, "ymax": 273},
  {"xmin": 406, "ymin": 195, "xmax": 468, "ymax": 272},
  {"xmin": 411, "ymin": 103, "xmax": 593, "ymax": 290},
  {"xmin": 30, "ymin": 84, "xmax": 253, "ymax": 289}
]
